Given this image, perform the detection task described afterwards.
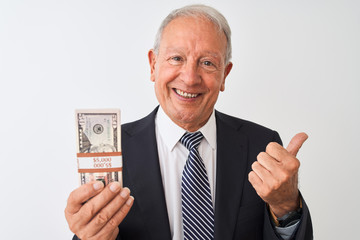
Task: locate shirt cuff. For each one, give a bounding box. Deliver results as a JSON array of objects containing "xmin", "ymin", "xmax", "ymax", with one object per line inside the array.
[
  {"xmin": 268, "ymin": 198, "xmax": 303, "ymax": 227},
  {"xmin": 275, "ymin": 220, "xmax": 300, "ymax": 240}
]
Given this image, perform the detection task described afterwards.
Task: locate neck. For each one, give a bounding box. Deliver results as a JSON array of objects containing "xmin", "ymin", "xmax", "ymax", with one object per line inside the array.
[{"xmin": 170, "ymin": 112, "xmax": 213, "ymax": 133}]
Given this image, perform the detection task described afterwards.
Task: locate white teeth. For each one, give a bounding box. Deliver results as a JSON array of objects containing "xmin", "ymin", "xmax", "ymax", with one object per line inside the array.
[{"xmin": 175, "ymin": 89, "xmax": 198, "ymax": 98}]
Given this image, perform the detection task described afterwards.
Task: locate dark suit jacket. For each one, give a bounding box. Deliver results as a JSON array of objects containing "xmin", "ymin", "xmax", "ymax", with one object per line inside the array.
[{"xmin": 74, "ymin": 107, "xmax": 313, "ymax": 240}]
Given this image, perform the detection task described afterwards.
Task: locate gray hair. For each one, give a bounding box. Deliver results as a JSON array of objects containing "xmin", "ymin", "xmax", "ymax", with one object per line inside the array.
[{"xmin": 153, "ymin": 4, "xmax": 232, "ymax": 64}]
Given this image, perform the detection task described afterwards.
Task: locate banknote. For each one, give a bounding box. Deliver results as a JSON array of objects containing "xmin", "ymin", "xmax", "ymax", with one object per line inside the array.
[{"xmin": 75, "ymin": 109, "xmax": 122, "ymax": 186}]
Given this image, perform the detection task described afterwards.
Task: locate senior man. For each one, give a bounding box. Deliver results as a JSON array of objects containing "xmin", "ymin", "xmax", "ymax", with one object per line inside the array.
[{"xmin": 65, "ymin": 4, "xmax": 313, "ymax": 240}]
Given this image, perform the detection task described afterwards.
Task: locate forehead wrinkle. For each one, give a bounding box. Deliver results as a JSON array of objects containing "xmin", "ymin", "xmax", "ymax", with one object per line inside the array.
[
  {"xmin": 162, "ymin": 47, "xmax": 186, "ymax": 53},
  {"xmin": 203, "ymin": 51, "xmax": 221, "ymax": 59}
]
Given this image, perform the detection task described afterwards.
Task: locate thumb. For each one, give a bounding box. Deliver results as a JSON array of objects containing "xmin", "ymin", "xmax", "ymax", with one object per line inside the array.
[{"xmin": 286, "ymin": 132, "xmax": 308, "ymax": 156}]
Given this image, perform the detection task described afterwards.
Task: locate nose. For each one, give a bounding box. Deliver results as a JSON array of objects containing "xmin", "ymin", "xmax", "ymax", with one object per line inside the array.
[{"xmin": 180, "ymin": 60, "xmax": 201, "ymax": 86}]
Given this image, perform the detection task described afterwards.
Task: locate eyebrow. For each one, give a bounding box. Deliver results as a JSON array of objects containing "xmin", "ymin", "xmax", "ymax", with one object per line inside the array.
[{"xmin": 164, "ymin": 48, "xmax": 222, "ymax": 58}]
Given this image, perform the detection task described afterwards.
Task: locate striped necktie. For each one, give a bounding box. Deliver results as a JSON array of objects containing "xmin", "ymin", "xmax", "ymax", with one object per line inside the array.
[{"xmin": 180, "ymin": 131, "xmax": 215, "ymax": 240}]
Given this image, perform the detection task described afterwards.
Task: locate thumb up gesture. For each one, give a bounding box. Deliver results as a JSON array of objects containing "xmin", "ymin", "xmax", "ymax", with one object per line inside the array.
[{"xmin": 249, "ymin": 133, "xmax": 308, "ymax": 217}]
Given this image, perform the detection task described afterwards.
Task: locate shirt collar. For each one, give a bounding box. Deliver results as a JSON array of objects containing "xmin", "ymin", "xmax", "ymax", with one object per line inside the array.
[
  {"xmin": 155, "ymin": 106, "xmax": 217, "ymax": 151},
  {"xmin": 198, "ymin": 110, "xmax": 217, "ymax": 150}
]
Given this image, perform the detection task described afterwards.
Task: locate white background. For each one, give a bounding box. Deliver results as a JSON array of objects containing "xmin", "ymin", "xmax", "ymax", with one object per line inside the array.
[{"xmin": 0, "ymin": 0, "xmax": 359, "ymax": 239}]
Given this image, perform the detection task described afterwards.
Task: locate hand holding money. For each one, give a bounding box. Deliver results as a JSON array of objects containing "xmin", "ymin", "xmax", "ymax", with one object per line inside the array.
[
  {"xmin": 65, "ymin": 109, "xmax": 132, "ymax": 239},
  {"xmin": 65, "ymin": 181, "xmax": 134, "ymax": 240}
]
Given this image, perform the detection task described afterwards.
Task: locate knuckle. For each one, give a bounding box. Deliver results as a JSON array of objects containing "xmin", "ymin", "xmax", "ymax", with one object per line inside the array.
[
  {"xmin": 248, "ymin": 171, "xmax": 256, "ymax": 183},
  {"xmin": 251, "ymin": 161, "xmax": 258, "ymax": 169},
  {"xmin": 293, "ymin": 158, "xmax": 301, "ymax": 169},
  {"xmin": 82, "ymin": 209, "xmax": 92, "ymax": 220},
  {"xmin": 287, "ymin": 158, "xmax": 300, "ymax": 172},
  {"xmin": 108, "ymin": 217, "xmax": 119, "ymax": 228},
  {"xmin": 257, "ymin": 152, "xmax": 265, "ymax": 159},
  {"xmin": 67, "ymin": 191, "xmax": 76, "ymax": 205},
  {"xmin": 65, "ymin": 211, "xmax": 79, "ymax": 234},
  {"xmin": 266, "ymin": 142, "xmax": 277, "ymax": 153},
  {"xmin": 257, "ymin": 152, "xmax": 268, "ymax": 163},
  {"xmin": 68, "ymin": 222, "xmax": 78, "ymax": 234},
  {"xmin": 116, "ymin": 203, "xmax": 132, "ymax": 221},
  {"xmin": 119, "ymin": 205, "xmax": 129, "ymax": 216},
  {"xmin": 82, "ymin": 202, "xmax": 97, "ymax": 220},
  {"xmin": 266, "ymin": 177, "xmax": 280, "ymax": 192},
  {"xmin": 95, "ymin": 212, "xmax": 110, "ymax": 225},
  {"xmin": 76, "ymin": 229, "xmax": 87, "ymax": 240},
  {"xmin": 278, "ymin": 171, "xmax": 289, "ymax": 183}
]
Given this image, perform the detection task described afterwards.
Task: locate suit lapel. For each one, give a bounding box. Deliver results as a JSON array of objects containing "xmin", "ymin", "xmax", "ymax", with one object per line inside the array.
[
  {"xmin": 214, "ymin": 111, "xmax": 249, "ymax": 240},
  {"xmin": 122, "ymin": 107, "xmax": 171, "ymax": 240}
]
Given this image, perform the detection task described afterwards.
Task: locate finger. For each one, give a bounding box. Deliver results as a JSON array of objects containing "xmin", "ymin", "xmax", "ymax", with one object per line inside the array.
[
  {"xmin": 257, "ymin": 152, "xmax": 279, "ymax": 173},
  {"xmin": 110, "ymin": 227, "xmax": 120, "ymax": 240},
  {"xmin": 97, "ymin": 227, "xmax": 119, "ymax": 240},
  {"xmin": 66, "ymin": 181, "xmax": 105, "ymax": 214},
  {"xmin": 251, "ymin": 160, "xmax": 280, "ymax": 193},
  {"xmin": 110, "ymin": 196, "xmax": 134, "ymax": 227},
  {"xmin": 248, "ymin": 170, "xmax": 263, "ymax": 191},
  {"xmin": 78, "ymin": 219, "xmax": 119, "ymax": 240},
  {"xmin": 70, "ymin": 182, "xmax": 125, "ymax": 237},
  {"xmin": 76, "ymin": 182, "xmax": 123, "ymax": 225},
  {"xmin": 266, "ymin": 141, "xmax": 298, "ymax": 164},
  {"xmin": 250, "ymin": 161, "xmax": 273, "ymax": 183},
  {"xmin": 92, "ymin": 196, "xmax": 134, "ymax": 239},
  {"xmin": 286, "ymin": 132, "xmax": 308, "ymax": 156},
  {"xmin": 265, "ymin": 142, "xmax": 301, "ymax": 177},
  {"xmin": 85, "ymin": 188, "xmax": 131, "ymax": 236}
]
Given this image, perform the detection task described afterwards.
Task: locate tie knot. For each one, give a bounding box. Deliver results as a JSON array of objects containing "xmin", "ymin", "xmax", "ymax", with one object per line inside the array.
[{"xmin": 180, "ymin": 131, "xmax": 204, "ymax": 150}]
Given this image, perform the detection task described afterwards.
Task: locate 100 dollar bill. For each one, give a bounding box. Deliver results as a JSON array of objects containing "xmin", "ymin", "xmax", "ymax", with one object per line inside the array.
[{"xmin": 75, "ymin": 109, "xmax": 122, "ymax": 186}]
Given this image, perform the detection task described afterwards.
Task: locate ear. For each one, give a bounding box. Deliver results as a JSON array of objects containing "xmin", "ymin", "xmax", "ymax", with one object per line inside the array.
[
  {"xmin": 220, "ymin": 62, "xmax": 233, "ymax": 92},
  {"xmin": 148, "ymin": 49, "xmax": 157, "ymax": 82}
]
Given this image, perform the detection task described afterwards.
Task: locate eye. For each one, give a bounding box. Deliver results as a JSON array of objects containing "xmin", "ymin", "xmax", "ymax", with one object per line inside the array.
[
  {"xmin": 172, "ymin": 56, "xmax": 182, "ymax": 61},
  {"xmin": 168, "ymin": 55, "xmax": 183, "ymax": 65},
  {"xmin": 201, "ymin": 60, "xmax": 218, "ymax": 71},
  {"xmin": 203, "ymin": 61, "xmax": 213, "ymax": 66}
]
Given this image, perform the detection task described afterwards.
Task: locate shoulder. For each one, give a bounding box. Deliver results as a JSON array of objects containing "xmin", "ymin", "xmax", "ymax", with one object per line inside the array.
[
  {"xmin": 215, "ymin": 110, "xmax": 282, "ymax": 145},
  {"xmin": 215, "ymin": 110, "xmax": 275, "ymax": 135}
]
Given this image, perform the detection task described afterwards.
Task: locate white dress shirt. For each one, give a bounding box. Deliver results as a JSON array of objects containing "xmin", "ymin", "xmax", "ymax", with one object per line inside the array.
[{"xmin": 155, "ymin": 106, "xmax": 217, "ymax": 240}]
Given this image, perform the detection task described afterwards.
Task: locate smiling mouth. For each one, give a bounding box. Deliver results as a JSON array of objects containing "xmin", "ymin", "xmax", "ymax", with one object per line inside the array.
[{"xmin": 174, "ymin": 89, "xmax": 200, "ymax": 98}]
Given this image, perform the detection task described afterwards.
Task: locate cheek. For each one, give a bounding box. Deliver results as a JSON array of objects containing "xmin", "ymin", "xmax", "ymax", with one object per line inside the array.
[
  {"xmin": 203, "ymin": 77, "xmax": 224, "ymax": 104},
  {"xmin": 154, "ymin": 77, "xmax": 171, "ymax": 102},
  {"xmin": 206, "ymin": 75, "xmax": 225, "ymax": 92},
  {"xmin": 157, "ymin": 70, "xmax": 181, "ymax": 94}
]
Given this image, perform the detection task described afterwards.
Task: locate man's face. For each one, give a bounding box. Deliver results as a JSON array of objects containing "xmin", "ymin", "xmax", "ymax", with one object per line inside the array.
[{"xmin": 148, "ymin": 16, "xmax": 232, "ymax": 131}]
